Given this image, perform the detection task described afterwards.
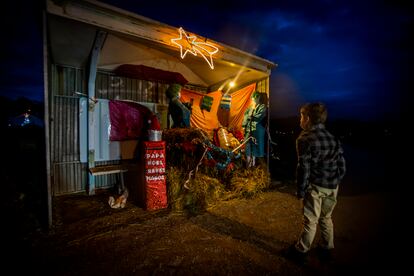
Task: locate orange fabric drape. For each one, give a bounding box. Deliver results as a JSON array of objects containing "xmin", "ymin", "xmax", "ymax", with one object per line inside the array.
[
  {"xmin": 179, "ymin": 83, "xmax": 256, "ymax": 133},
  {"xmin": 180, "ymin": 89, "xmax": 222, "ymax": 133},
  {"xmin": 227, "ymin": 83, "xmax": 256, "ymax": 130}
]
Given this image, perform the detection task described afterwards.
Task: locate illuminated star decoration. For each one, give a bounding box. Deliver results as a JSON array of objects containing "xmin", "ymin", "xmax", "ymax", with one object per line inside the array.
[{"xmin": 171, "ymin": 27, "xmax": 219, "ymax": 69}]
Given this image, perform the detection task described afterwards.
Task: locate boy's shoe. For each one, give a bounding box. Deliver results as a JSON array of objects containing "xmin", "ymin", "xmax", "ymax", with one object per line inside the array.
[
  {"xmin": 317, "ymin": 247, "xmax": 334, "ymax": 264},
  {"xmin": 283, "ymin": 245, "xmax": 308, "ymax": 266}
]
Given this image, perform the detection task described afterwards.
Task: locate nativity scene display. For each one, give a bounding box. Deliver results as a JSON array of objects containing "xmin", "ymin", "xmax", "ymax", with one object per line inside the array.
[
  {"xmin": 145, "ymin": 81, "xmax": 269, "ymax": 213},
  {"xmin": 103, "ymin": 74, "xmax": 270, "ymax": 213}
]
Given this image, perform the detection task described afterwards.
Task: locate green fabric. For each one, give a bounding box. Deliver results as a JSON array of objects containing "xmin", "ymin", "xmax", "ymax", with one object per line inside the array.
[
  {"xmin": 200, "ymin": 95, "xmax": 214, "ymax": 112},
  {"xmin": 169, "ymin": 98, "xmax": 191, "ymax": 128},
  {"xmin": 166, "ymin": 83, "xmax": 182, "ymax": 99},
  {"xmin": 242, "ymin": 103, "xmax": 267, "ymax": 157},
  {"xmin": 242, "ymin": 104, "xmax": 266, "ymax": 133}
]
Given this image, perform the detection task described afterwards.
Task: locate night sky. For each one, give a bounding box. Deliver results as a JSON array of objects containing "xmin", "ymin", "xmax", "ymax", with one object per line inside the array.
[{"xmin": 1, "ymin": 0, "xmax": 412, "ymax": 122}]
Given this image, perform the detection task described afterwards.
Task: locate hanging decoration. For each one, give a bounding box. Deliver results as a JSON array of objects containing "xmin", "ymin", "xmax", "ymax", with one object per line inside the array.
[
  {"xmin": 220, "ymin": 94, "xmax": 232, "ymax": 110},
  {"xmin": 171, "ymin": 27, "xmax": 219, "ymax": 69},
  {"xmin": 200, "ymin": 95, "xmax": 214, "ymax": 112}
]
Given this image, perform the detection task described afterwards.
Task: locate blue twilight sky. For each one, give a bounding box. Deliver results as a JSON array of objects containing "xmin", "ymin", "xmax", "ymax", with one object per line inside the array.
[{"xmin": 1, "ymin": 0, "xmax": 412, "ymax": 121}]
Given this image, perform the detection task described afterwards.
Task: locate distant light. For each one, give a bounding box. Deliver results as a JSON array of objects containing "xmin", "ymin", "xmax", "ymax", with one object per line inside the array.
[
  {"xmin": 22, "ymin": 113, "xmax": 31, "ymax": 126},
  {"xmin": 229, "ymin": 81, "xmax": 235, "ymax": 88}
]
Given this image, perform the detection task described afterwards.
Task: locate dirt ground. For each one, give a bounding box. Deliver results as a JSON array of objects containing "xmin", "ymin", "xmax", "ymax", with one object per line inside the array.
[{"xmin": 6, "ymin": 181, "xmax": 407, "ymax": 276}]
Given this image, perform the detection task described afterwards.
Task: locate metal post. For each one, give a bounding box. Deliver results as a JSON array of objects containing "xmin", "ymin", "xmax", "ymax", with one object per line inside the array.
[
  {"xmin": 87, "ymin": 30, "xmax": 106, "ymax": 195},
  {"xmin": 43, "ymin": 11, "xmax": 53, "ymax": 227}
]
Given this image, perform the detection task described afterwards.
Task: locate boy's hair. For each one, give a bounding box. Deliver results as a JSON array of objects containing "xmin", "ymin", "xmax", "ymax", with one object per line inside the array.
[{"xmin": 300, "ymin": 103, "xmax": 327, "ymax": 125}]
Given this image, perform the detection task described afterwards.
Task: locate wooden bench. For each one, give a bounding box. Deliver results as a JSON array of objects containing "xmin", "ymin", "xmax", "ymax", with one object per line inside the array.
[{"xmin": 89, "ymin": 165, "xmax": 128, "ymax": 193}]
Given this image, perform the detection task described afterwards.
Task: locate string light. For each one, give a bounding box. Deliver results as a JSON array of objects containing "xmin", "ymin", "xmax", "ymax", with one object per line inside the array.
[{"xmin": 171, "ymin": 27, "xmax": 219, "ymax": 69}]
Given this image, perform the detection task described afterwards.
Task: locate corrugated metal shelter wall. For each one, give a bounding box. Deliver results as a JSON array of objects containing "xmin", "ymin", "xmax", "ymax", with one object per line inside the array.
[
  {"xmin": 94, "ymin": 71, "xmax": 209, "ymax": 101},
  {"xmin": 51, "ymin": 64, "xmax": 86, "ymax": 195},
  {"xmin": 95, "ymin": 71, "xmax": 169, "ymax": 103},
  {"xmin": 255, "ymin": 78, "xmax": 269, "ymax": 94}
]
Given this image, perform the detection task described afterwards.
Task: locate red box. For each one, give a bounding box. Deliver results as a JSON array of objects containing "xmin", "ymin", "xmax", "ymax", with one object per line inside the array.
[{"xmin": 140, "ymin": 141, "xmax": 167, "ymax": 210}]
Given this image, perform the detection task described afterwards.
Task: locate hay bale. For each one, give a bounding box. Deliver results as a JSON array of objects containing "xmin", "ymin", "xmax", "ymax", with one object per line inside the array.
[
  {"xmin": 230, "ymin": 166, "xmax": 271, "ymax": 198},
  {"xmin": 166, "ymin": 167, "xmax": 186, "ymax": 211},
  {"xmin": 166, "ymin": 166, "xmax": 226, "ymax": 214},
  {"xmin": 164, "ymin": 129, "xmax": 271, "ymax": 213}
]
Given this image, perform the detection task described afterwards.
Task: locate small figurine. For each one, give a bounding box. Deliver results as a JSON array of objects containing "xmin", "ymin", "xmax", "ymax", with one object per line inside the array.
[
  {"xmin": 242, "ymin": 91, "xmax": 268, "ymax": 168},
  {"xmin": 166, "ymin": 83, "xmax": 192, "ymax": 128}
]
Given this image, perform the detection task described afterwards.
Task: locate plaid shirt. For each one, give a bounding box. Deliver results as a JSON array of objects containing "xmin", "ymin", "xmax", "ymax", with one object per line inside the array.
[{"xmin": 296, "ymin": 124, "xmax": 346, "ymax": 197}]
